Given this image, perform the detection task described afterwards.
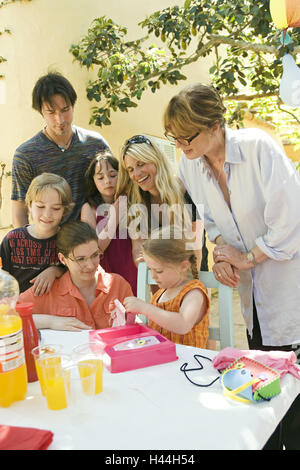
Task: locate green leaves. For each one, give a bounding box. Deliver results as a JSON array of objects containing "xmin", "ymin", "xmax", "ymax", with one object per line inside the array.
[
  {"xmin": 70, "ymin": 1, "xmax": 300, "ymax": 130},
  {"xmin": 69, "ymin": 15, "xmax": 181, "ymax": 126}
]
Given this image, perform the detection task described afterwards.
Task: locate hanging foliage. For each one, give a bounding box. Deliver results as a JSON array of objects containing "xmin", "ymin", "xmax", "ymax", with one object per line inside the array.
[{"xmin": 70, "ymin": 0, "xmax": 300, "ymax": 127}]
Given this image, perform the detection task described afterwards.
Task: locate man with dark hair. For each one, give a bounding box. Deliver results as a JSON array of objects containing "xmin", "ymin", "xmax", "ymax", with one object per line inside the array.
[{"xmin": 11, "ymin": 72, "xmax": 110, "ymax": 226}]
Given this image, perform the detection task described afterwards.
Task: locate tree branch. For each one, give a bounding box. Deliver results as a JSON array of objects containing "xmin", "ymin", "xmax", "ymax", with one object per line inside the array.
[
  {"xmin": 209, "ymin": 34, "xmax": 300, "ymax": 55},
  {"xmin": 223, "ymin": 92, "xmax": 276, "ymax": 101},
  {"xmin": 277, "ymin": 98, "xmax": 300, "ymax": 125}
]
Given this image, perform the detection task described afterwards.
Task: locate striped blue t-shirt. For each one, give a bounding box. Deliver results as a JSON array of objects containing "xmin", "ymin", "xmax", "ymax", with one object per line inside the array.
[{"xmin": 11, "ymin": 125, "xmax": 110, "ymax": 222}]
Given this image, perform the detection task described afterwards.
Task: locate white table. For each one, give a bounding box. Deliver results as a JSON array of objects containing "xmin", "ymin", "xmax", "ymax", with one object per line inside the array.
[{"xmin": 2, "ymin": 329, "xmax": 300, "ymax": 450}]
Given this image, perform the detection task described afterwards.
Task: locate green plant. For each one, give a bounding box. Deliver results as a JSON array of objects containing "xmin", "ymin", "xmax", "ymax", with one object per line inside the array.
[
  {"xmin": 70, "ymin": 0, "xmax": 300, "ymax": 130},
  {"xmin": 226, "ymin": 95, "xmax": 300, "ymax": 145}
]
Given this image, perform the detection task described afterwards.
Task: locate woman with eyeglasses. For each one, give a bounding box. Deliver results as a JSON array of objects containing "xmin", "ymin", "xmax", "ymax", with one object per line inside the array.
[
  {"xmin": 18, "ymin": 221, "xmax": 133, "ymax": 331},
  {"xmin": 164, "ymin": 83, "xmax": 300, "ymax": 450},
  {"xmin": 115, "ymin": 134, "xmax": 208, "ymax": 271}
]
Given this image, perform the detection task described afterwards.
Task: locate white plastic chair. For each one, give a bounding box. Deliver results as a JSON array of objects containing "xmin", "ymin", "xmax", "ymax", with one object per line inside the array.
[{"xmin": 137, "ymin": 262, "xmax": 234, "ymax": 349}]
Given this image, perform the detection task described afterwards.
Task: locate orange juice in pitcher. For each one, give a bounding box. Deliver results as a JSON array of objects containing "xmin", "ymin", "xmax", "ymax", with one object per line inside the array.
[{"xmin": 0, "ymin": 262, "xmax": 27, "ymax": 407}]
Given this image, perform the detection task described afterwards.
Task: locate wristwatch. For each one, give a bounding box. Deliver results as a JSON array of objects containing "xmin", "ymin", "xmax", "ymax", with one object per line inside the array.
[{"xmin": 246, "ymin": 251, "xmax": 257, "ymax": 266}]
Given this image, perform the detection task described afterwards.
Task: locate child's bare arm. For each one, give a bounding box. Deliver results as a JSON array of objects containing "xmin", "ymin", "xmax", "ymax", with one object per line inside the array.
[
  {"xmin": 96, "ymin": 199, "xmax": 120, "ymax": 252},
  {"xmin": 123, "ymin": 289, "xmax": 207, "ymax": 335},
  {"xmin": 33, "ymin": 314, "xmax": 92, "ymax": 331},
  {"xmin": 81, "ymin": 202, "xmax": 97, "ymax": 229},
  {"xmin": 131, "ymin": 238, "xmax": 144, "ymax": 267},
  {"xmin": 30, "ymin": 266, "xmax": 65, "ymax": 296}
]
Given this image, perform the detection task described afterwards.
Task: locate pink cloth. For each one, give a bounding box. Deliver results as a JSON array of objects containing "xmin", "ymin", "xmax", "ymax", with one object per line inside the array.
[
  {"xmin": 0, "ymin": 425, "xmax": 53, "ymax": 450},
  {"xmin": 112, "ymin": 299, "xmax": 136, "ymax": 327},
  {"xmin": 212, "ymin": 347, "xmax": 300, "ymax": 380}
]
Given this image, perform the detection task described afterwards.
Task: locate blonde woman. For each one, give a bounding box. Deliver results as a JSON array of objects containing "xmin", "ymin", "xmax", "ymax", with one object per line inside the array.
[
  {"xmin": 1, "ymin": 173, "xmax": 73, "ymax": 294},
  {"xmin": 115, "ymin": 134, "xmax": 208, "ymax": 269}
]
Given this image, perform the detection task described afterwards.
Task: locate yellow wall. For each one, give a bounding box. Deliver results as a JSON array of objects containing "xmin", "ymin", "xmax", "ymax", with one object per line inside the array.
[
  {"xmin": 284, "ymin": 144, "xmax": 300, "ymax": 162},
  {"xmin": 0, "ymin": 0, "xmax": 211, "ymax": 229}
]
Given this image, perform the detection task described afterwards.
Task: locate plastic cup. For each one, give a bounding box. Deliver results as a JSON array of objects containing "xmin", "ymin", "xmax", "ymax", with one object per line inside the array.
[
  {"xmin": 32, "ymin": 344, "xmax": 63, "ymax": 395},
  {"xmin": 63, "ymin": 362, "xmax": 96, "ymax": 408},
  {"xmin": 37, "ymin": 354, "xmax": 72, "ymax": 410},
  {"xmin": 72, "ymin": 342, "xmax": 104, "ymax": 395}
]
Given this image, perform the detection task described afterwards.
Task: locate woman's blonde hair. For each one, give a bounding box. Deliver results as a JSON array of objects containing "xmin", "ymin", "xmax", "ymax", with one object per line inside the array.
[
  {"xmin": 164, "ymin": 83, "xmax": 226, "ymax": 137},
  {"xmin": 142, "ymin": 226, "xmax": 198, "ymax": 279},
  {"xmin": 115, "ymin": 136, "xmax": 187, "ymax": 233},
  {"xmin": 25, "ymin": 172, "xmax": 74, "ymax": 217}
]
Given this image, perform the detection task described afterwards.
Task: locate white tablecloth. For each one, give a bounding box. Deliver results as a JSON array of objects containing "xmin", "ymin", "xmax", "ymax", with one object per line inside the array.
[{"xmin": 1, "ymin": 329, "xmax": 300, "ymax": 450}]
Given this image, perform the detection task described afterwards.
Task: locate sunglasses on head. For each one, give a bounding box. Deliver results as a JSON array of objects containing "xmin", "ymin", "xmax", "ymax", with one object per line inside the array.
[{"xmin": 123, "ymin": 135, "xmax": 153, "ymax": 155}]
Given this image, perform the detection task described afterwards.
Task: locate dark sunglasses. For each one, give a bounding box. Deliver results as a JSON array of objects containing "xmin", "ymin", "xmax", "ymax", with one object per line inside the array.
[{"xmin": 123, "ymin": 135, "xmax": 153, "ymax": 155}]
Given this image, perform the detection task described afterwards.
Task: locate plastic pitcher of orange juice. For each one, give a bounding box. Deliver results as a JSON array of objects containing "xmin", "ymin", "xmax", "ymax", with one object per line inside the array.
[{"xmin": 0, "ymin": 263, "xmax": 27, "ymax": 407}]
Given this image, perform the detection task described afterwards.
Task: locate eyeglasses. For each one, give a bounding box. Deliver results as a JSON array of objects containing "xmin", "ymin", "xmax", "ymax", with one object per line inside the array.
[
  {"xmin": 67, "ymin": 249, "xmax": 101, "ymax": 268},
  {"xmin": 164, "ymin": 131, "xmax": 200, "ymax": 146},
  {"xmin": 123, "ymin": 135, "xmax": 153, "ymax": 155}
]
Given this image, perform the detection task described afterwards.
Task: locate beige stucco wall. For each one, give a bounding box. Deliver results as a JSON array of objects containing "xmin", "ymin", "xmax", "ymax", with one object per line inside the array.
[{"xmin": 0, "ymin": 0, "xmax": 212, "ymax": 230}]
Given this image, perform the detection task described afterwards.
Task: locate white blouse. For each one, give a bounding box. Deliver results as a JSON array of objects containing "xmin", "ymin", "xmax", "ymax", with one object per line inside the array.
[{"xmin": 180, "ymin": 127, "xmax": 300, "ymax": 346}]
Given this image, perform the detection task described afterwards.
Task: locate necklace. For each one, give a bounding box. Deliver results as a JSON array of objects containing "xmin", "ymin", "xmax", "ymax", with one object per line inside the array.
[{"xmin": 43, "ymin": 128, "xmax": 73, "ymax": 152}]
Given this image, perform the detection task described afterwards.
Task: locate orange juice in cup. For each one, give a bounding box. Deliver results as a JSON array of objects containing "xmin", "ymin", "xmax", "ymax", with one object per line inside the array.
[
  {"xmin": 32, "ymin": 345, "xmax": 63, "ymax": 395},
  {"xmin": 73, "ymin": 342, "xmax": 104, "ymax": 395},
  {"xmin": 37, "ymin": 354, "xmax": 71, "ymax": 410},
  {"xmin": 78, "ymin": 358, "xmax": 103, "ymax": 394},
  {"xmin": 44, "ymin": 373, "xmax": 67, "ymax": 410},
  {"xmin": 64, "ymin": 362, "xmax": 96, "ymax": 406}
]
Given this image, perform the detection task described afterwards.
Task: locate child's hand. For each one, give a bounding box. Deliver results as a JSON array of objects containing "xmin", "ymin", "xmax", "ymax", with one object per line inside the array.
[
  {"xmin": 123, "ymin": 296, "xmax": 148, "ymax": 315},
  {"xmin": 30, "ymin": 266, "xmax": 62, "ymax": 296}
]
